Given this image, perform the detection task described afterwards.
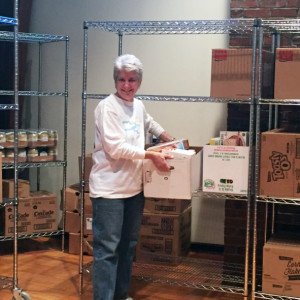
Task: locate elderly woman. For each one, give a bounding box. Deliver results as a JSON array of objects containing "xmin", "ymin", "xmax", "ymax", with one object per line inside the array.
[{"xmin": 89, "ymin": 54, "xmax": 174, "ymax": 300}]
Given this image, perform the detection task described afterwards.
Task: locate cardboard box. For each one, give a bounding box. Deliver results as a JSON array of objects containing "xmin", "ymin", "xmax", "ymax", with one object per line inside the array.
[
  {"xmin": 78, "ymin": 153, "xmax": 93, "ymax": 192},
  {"xmin": 68, "ymin": 233, "xmax": 93, "ymax": 256},
  {"xmin": 259, "ymin": 129, "xmax": 300, "ymax": 198},
  {"xmin": 143, "ymin": 147, "xmax": 202, "ymax": 199},
  {"xmin": 65, "ymin": 210, "xmax": 92, "ymax": 234},
  {"xmin": 30, "ymin": 191, "xmax": 58, "ymax": 233},
  {"xmin": 0, "ymin": 197, "xmax": 32, "ymax": 236},
  {"xmin": 210, "ymin": 49, "xmax": 273, "ymax": 99},
  {"xmin": 2, "ymin": 179, "xmax": 30, "ymax": 199},
  {"xmin": 65, "ymin": 211, "xmax": 80, "ymax": 233},
  {"xmin": 262, "ymin": 237, "xmax": 300, "ymax": 297},
  {"xmin": 203, "ymin": 145, "xmax": 249, "ymax": 194},
  {"xmin": 274, "ymin": 48, "xmax": 300, "ymax": 99},
  {"xmin": 136, "ymin": 207, "xmax": 191, "ymax": 264},
  {"xmin": 1, "ymin": 190, "xmax": 58, "ymax": 236},
  {"xmin": 144, "ymin": 198, "xmax": 191, "ymax": 215},
  {"xmin": 61, "ymin": 183, "xmax": 92, "ymax": 214}
]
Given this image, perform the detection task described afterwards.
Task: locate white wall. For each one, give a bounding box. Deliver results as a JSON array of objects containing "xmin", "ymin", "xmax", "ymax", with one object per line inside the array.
[{"xmin": 27, "ymin": 0, "xmax": 230, "ymax": 245}]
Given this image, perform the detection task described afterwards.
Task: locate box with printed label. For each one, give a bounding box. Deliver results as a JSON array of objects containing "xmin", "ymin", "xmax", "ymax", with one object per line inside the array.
[
  {"xmin": 274, "ymin": 48, "xmax": 300, "ymax": 99},
  {"xmin": 136, "ymin": 207, "xmax": 191, "ymax": 264},
  {"xmin": 210, "ymin": 49, "xmax": 274, "ymax": 99},
  {"xmin": 30, "ymin": 191, "xmax": 58, "ymax": 233},
  {"xmin": 0, "ymin": 197, "xmax": 32, "ymax": 236},
  {"xmin": 203, "ymin": 145, "xmax": 249, "ymax": 194},
  {"xmin": 143, "ymin": 147, "xmax": 202, "ymax": 199},
  {"xmin": 65, "ymin": 210, "xmax": 92, "ymax": 234},
  {"xmin": 259, "ymin": 129, "xmax": 300, "ymax": 198},
  {"xmin": 262, "ymin": 237, "xmax": 300, "ymax": 298}
]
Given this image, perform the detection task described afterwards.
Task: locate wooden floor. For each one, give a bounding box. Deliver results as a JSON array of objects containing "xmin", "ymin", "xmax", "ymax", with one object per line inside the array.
[{"xmin": 0, "ymin": 237, "xmax": 246, "ymax": 300}]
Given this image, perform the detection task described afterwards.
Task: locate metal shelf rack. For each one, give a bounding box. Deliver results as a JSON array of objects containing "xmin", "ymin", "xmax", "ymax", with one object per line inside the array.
[
  {"xmin": 80, "ymin": 18, "xmax": 260, "ymax": 299},
  {"xmin": 0, "ymin": 1, "xmax": 69, "ymax": 299},
  {"xmin": 0, "ymin": 1, "xmax": 28, "ymax": 298},
  {"xmin": 252, "ymin": 18, "xmax": 300, "ymax": 300}
]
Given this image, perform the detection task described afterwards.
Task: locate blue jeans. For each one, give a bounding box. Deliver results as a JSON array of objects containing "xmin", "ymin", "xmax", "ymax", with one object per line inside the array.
[{"xmin": 91, "ymin": 192, "xmax": 145, "ymax": 300}]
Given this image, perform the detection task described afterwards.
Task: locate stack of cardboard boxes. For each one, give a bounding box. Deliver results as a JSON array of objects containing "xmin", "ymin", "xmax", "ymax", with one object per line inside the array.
[
  {"xmin": 209, "ymin": 47, "xmax": 300, "ymax": 296},
  {"xmin": 64, "ymin": 183, "xmax": 93, "ymax": 255},
  {"xmin": 64, "ymin": 153, "xmax": 93, "ymax": 255},
  {"xmin": 138, "ymin": 143, "xmax": 202, "ymax": 264},
  {"xmin": 1, "ymin": 179, "xmax": 58, "ymax": 236}
]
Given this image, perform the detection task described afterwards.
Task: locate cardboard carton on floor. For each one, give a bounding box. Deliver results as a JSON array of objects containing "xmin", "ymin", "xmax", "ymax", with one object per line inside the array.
[
  {"xmin": 202, "ymin": 145, "xmax": 249, "ymax": 194},
  {"xmin": 136, "ymin": 207, "xmax": 191, "ymax": 264},
  {"xmin": 263, "ymin": 237, "xmax": 300, "ymax": 298},
  {"xmin": 274, "ymin": 48, "xmax": 300, "ymax": 99},
  {"xmin": 143, "ymin": 147, "xmax": 202, "ymax": 199},
  {"xmin": 259, "ymin": 129, "xmax": 300, "ymax": 198},
  {"xmin": 210, "ymin": 48, "xmax": 274, "ymax": 99}
]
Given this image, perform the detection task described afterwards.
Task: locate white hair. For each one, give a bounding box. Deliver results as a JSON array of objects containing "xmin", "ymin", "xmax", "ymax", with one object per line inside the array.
[{"xmin": 113, "ymin": 54, "xmax": 143, "ymax": 83}]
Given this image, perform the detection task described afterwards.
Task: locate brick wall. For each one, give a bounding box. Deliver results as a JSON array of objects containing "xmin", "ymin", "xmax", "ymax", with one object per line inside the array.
[{"xmin": 224, "ymin": 0, "xmax": 300, "ymax": 269}]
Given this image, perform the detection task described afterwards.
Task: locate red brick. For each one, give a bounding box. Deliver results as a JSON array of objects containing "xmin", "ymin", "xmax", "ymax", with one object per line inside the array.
[
  {"xmin": 286, "ymin": 0, "xmax": 300, "ymax": 7},
  {"xmin": 271, "ymin": 8, "xmax": 298, "ymax": 17},
  {"xmin": 259, "ymin": 0, "xmax": 286, "ymax": 8},
  {"xmin": 231, "ymin": 0, "xmax": 244, "ymax": 8},
  {"xmin": 231, "ymin": 9, "xmax": 245, "ymax": 18},
  {"xmin": 245, "ymin": 0, "xmax": 259, "ymax": 7},
  {"xmin": 245, "ymin": 8, "xmax": 272, "ymax": 17}
]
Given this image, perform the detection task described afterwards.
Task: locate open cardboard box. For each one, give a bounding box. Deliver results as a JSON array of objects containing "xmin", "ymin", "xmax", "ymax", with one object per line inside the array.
[{"xmin": 143, "ymin": 147, "xmax": 202, "ymax": 199}]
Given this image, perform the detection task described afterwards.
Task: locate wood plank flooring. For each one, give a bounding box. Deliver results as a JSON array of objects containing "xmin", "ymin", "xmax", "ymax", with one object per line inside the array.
[{"xmin": 0, "ymin": 237, "xmax": 246, "ymax": 300}]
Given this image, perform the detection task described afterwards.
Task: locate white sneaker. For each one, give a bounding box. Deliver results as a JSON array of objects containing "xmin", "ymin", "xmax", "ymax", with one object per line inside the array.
[{"xmin": 125, "ymin": 298, "xmax": 133, "ymax": 300}]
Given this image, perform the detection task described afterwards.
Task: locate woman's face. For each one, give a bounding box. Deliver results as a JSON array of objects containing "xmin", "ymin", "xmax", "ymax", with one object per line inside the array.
[{"xmin": 115, "ymin": 69, "xmax": 141, "ymax": 102}]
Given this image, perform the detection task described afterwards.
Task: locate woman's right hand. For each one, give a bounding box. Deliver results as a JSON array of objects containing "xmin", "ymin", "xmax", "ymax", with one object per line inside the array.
[{"xmin": 145, "ymin": 151, "xmax": 173, "ymax": 172}]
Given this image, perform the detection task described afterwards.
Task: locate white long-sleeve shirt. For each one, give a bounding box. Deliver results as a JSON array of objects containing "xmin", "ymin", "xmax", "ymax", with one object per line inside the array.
[{"xmin": 89, "ymin": 93, "xmax": 164, "ymax": 198}]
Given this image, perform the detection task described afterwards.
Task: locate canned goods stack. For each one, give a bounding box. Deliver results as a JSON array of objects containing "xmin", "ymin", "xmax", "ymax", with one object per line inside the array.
[{"xmin": 0, "ymin": 129, "xmax": 58, "ymax": 163}]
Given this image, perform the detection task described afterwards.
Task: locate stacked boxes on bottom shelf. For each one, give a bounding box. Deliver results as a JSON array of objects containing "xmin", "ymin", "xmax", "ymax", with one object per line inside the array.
[
  {"xmin": 0, "ymin": 181, "xmax": 58, "ymax": 236},
  {"xmin": 262, "ymin": 237, "xmax": 300, "ymax": 298},
  {"xmin": 136, "ymin": 197, "xmax": 192, "ymax": 264},
  {"xmin": 63, "ymin": 183, "xmax": 93, "ymax": 255}
]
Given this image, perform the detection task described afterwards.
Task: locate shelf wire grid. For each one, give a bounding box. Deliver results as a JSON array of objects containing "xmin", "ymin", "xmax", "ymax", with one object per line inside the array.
[
  {"xmin": 261, "ymin": 18, "xmax": 300, "ymax": 33},
  {"xmin": 86, "ymin": 93, "xmax": 252, "ymax": 104},
  {"xmin": 2, "ymin": 160, "xmax": 66, "ymax": 169},
  {"xmin": 256, "ymin": 196, "xmax": 300, "ymax": 206},
  {"xmin": 0, "ymin": 30, "xmax": 68, "ymax": 43},
  {"xmin": 84, "ymin": 19, "xmax": 256, "ymax": 35},
  {"xmin": 255, "ymin": 292, "xmax": 300, "ymax": 300},
  {"xmin": 0, "ymin": 230, "xmax": 64, "ymax": 242},
  {"xmin": 82, "ymin": 255, "xmax": 248, "ymax": 295},
  {"xmin": 0, "ymin": 90, "xmax": 67, "ymax": 97},
  {"xmin": 259, "ymin": 98, "xmax": 300, "ymax": 105}
]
